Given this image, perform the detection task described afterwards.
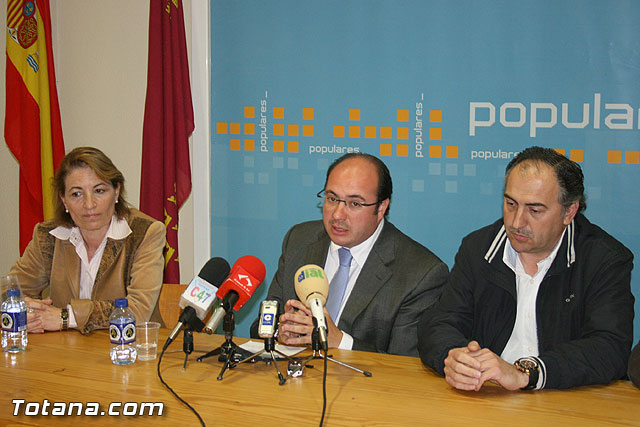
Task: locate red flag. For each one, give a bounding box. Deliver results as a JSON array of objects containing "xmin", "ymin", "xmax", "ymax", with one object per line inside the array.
[
  {"xmin": 5, "ymin": 0, "xmax": 65, "ymax": 254},
  {"xmin": 140, "ymin": 0, "xmax": 194, "ymax": 284}
]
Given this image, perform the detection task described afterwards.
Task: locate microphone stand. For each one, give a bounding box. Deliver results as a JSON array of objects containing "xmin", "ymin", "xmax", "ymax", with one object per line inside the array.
[
  {"xmin": 196, "ymin": 310, "xmax": 246, "ymax": 380},
  {"xmin": 233, "ymin": 336, "xmax": 296, "ymax": 385},
  {"xmin": 285, "ymin": 324, "xmax": 372, "ymax": 381},
  {"xmin": 182, "ymin": 329, "xmax": 194, "ymax": 369}
]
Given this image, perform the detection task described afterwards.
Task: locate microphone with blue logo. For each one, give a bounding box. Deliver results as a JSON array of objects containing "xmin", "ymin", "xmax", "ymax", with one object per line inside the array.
[{"xmin": 294, "ymin": 264, "xmax": 329, "ymax": 351}]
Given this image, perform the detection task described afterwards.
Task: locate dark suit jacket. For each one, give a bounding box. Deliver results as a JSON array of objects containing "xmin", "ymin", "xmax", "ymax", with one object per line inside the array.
[
  {"xmin": 629, "ymin": 342, "xmax": 640, "ymax": 388},
  {"xmin": 250, "ymin": 220, "xmax": 448, "ymax": 356}
]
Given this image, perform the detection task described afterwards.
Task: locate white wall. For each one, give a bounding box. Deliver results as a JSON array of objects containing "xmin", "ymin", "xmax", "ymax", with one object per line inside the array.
[{"xmin": 0, "ymin": 0, "xmax": 200, "ymax": 283}]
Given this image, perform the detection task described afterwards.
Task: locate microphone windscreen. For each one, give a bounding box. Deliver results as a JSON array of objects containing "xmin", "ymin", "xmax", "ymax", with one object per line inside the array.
[
  {"xmin": 215, "ymin": 255, "xmax": 266, "ymax": 311},
  {"xmin": 198, "ymin": 257, "xmax": 231, "ymax": 287},
  {"xmin": 294, "ymin": 264, "xmax": 329, "ymax": 306},
  {"xmin": 234, "ymin": 255, "xmax": 266, "ymax": 284}
]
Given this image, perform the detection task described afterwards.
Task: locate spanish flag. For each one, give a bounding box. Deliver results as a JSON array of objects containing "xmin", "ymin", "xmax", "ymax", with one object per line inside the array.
[{"xmin": 5, "ymin": 0, "xmax": 65, "ymax": 254}]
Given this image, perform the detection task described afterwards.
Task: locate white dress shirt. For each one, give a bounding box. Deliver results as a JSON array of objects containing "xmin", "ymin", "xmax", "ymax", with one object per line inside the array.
[
  {"xmin": 501, "ymin": 229, "xmax": 565, "ymax": 389},
  {"xmin": 323, "ymin": 220, "xmax": 384, "ymax": 350},
  {"xmin": 50, "ymin": 216, "xmax": 132, "ymax": 328}
]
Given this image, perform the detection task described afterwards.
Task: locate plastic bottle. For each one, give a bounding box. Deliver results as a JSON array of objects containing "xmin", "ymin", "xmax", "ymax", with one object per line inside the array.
[
  {"xmin": 1, "ymin": 288, "xmax": 28, "ymax": 352},
  {"xmin": 109, "ymin": 298, "xmax": 137, "ymax": 365}
]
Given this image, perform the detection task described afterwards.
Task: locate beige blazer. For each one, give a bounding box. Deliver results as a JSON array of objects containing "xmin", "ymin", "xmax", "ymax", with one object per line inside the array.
[{"xmin": 10, "ymin": 209, "xmax": 165, "ymax": 333}]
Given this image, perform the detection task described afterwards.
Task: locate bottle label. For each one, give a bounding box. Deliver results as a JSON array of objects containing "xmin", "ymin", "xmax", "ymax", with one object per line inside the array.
[
  {"xmin": 109, "ymin": 321, "xmax": 136, "ymax": 345},
  {"xmin": 1, "ymin": 311, "xmax": 27, "ymax": 332}
]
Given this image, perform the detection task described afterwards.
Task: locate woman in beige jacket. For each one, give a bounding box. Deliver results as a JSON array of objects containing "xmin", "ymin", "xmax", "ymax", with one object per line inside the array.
[{"xmin": 10, "ymin": 147, "xmax": 165, "ymax": 334}]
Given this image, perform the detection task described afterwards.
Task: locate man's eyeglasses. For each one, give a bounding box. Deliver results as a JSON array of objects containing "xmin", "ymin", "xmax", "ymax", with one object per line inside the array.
[{"xmin": 316, "ymin": 190, "xmax": 378, "ymax": 212}]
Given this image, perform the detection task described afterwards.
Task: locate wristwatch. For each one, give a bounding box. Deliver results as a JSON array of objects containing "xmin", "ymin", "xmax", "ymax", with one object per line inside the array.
[
  {"xmin": 514, "ymin": 358, "xmax": 539, "ymax": 390},
  {"xmin": 60, "ymin": 308, "xmax": 69, "ymax": 330}
]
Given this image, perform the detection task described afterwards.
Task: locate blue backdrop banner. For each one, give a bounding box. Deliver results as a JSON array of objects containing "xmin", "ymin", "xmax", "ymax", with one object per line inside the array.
[{"xmin": 210, "ymin": 1, "xmax": 640, "ymax": 341}]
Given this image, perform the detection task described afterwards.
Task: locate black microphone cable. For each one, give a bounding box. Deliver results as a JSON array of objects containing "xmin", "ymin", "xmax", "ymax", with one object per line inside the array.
[
  {"xmin": 320, "ymin": 347, "xmax": 328, "ymax": 427},
  {"xmin": 157, "ymin": 342, "xmax": 206, "ymax": 427}
]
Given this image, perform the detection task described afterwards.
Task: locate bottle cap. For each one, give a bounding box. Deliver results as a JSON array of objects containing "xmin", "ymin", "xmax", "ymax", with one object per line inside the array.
[
  {"xmin": 114, "ymin": 298, "xmax": 129, "ymax": 308},
  {"xmin": 7, "ymin": 288, "xmax": 20, "ymax": 297}
]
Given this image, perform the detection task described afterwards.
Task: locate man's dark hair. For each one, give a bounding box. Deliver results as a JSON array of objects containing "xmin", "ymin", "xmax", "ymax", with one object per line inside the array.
[
  {"xmin": 505, "ymin": 146, "xmax": 586, "ymax": 212},
  {"xmin": 324, "ymin": 153, "xmax": 393, "ymax": 217}
]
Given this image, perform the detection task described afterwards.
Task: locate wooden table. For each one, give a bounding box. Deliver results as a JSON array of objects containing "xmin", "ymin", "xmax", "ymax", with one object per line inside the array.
[{"xmin": 1, "ymin": 329, "xmax": 639, "ymax": 426}]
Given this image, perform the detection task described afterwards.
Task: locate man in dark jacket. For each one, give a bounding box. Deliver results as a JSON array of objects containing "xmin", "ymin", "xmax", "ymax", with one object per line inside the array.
[{"xmin": 418, "ymin": 146, "xmax": 634, "ymax": 391}]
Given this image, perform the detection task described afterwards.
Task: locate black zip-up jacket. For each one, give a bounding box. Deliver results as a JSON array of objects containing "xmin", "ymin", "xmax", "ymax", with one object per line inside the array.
[{"xmin": 418, "ymin": 214, "xmax": 634, "ymax": 389}]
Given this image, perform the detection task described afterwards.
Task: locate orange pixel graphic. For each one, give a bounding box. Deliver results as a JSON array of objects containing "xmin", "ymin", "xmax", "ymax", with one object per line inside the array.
[
  {"xmin": 303, "ymin": 108, "xmax": 314, "ymax": 120},
  {"xmin": 216, "ymin": 103, "xmax": 457, "ymax": 157},
  {"xmin": 607, "ymin": 150, "xmax": 622, "ymax": 164},
  {"xmin": 397, "ymin": 109, "xmax": 409, "ymax": 122},
  {"xmin": 229, "ymin": 123, "xmax": 241, "ymax": 134},
  {"xmin": 626, "ymin": 151, "xmax": 639, "ymax": 164},
  {"xmin": 570, "ymin": 149, "xmax": 584, "ymax": 162}
]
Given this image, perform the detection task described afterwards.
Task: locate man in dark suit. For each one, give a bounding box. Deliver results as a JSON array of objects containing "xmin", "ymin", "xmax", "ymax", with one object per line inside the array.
[
  {"xmin": 251, "ymin": 153, "xmax": 447, "ymax": 356},
  {"xmin": 418, "ymin": 147, "xmax": 634, "ymax": 390}
]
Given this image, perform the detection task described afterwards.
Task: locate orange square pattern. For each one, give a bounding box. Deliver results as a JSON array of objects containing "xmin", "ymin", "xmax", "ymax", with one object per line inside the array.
[
  {"xmin": 333, "ymin": 125, "xmax": 345, "ymax": 138},
  {"xmin": 349, "ymin": 126, "xmax": 361, "ymax": 138},
  {"xmin": 244, "ymin": 140, "xmax": 255, "ymax": 151},
  {"xmin": 273, "ymin": 107, "xmax": 284, "ymax": 119},
  {"xmin": 244, "ymin": 123, "xmax": 255, "ymax": 135},
  {"xmin": 397, "ymin": 127, "xmax": 409, "ymax": 140},
  {"xmin": 446, "ymin": 145, "xmax": 458, "ymax": 158},
  {"xmin": 626, "ymin": 151, "xmax": 640, "ymax": 164},
  {"xmin": 397, "ymin": 145, "xmax": 409, "ymax": 157},
  {"xmin": 288, "ymin": 141, "xmax": 299, "ymax": 153},
  {"xmin": 380, "ymin": 144, "xmax": 392, "ymax": 156},
  {"xmin": 608, "ymin": 150, "xmax": 622, "ymax": 163},
  {"xmin": 273, "ymin": 140, "xmax": 284, "ymax": 152},
  {"xmin": 229, "ymin": 123, "xmax": 241, "ymax": 134},
  {"xmin": 303, "ymin": 124, "xmax": 314, "ymax": 137},
  {"xmin": 430, "ymin": 110, "xmax": 442, "ymax": 122},
  {"xmin": 349, "ymin": 109, "xmax": 361, "ymax": 121},
  {"xmin": 229, "ymin": 139, "xmax": 241, "ymax": 151},
  {"xmin": 288, "ymin": 124, "xmax": 299, "ymax": 136},
  {"xmin": 364, "ymin": 126, "xmax": 376, "ymax": 138},
  {"xmin": 554, "ymin": 148, "xmax": 566, "ymax": 156},
  {"xmin": 303, "ymin": 108, "xmax": 314, "ymax": 120},
  {"xmin": 380, "ymin": 127, "xmax": 392, "ymax": 139},
  {"xmin": 429, "ymin": 145, "xmax": 442, "ymax": 158},
  {"xmin": 273, "ymin": 123, "xmax": 284, "ymax": 136},
  {"xmin": 430, "ymin": 127, "xmax": 442, "ymax": 140},
  {"xmin": 570, "ymin": 149, "xmax": 584, "ymax": 162},
  {"xmin": 397, "ymin": 109, "xmax": 409, "ymax": 122},
  {"xmin": 244, "ymin": 106, "xmax": 255, "ymax": 118},
  {"xmin": 216, "ymin": 122, "xmax": 227, "ymax": 134}
]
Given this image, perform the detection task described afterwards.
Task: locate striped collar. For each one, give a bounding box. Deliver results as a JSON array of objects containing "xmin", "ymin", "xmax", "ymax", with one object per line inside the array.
[{"xmin": 484, "ymin": 219, "xmax": 575, "ymax": 268}]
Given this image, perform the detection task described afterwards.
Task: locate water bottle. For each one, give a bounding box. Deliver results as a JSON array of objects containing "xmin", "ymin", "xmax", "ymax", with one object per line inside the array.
[
  {"xmin": 1, "ymin": 288, "xmax": 28, "ymax": 352},
  {"xmin": 109, "ymin": 298, "xmax": 137, "ymax": 365}
]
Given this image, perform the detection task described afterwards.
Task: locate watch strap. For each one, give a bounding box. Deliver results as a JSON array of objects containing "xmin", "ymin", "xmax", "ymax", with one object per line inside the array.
[
  {"xmin": 60, "ymin": 308, "xmax": 69, "ymax": 330},
  {"xmin": 514, "ymin": 357, "xmax": 539, "ymax": 390}
]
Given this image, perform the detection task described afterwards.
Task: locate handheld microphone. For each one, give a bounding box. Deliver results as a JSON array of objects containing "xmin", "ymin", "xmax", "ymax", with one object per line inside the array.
[
  {"xmin": 203, "ymin": 255, "xmax": 266, "ymax": 334},
  {"xmin": 258, "ymin": 300, "xmax": 279, "ymax": 339},
  {"xmin": 165, "ymin": 257, "xmax": 230, "ymax": 349},
  {"xmin": 294, "ymin": 264, "xmax": 329, "ymax": 351}
]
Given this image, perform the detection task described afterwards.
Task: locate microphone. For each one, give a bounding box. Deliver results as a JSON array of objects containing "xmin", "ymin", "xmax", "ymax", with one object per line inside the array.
[
  {"xmin": 203, "ymin": 255, "xmax": 266, "ymax": 334},
  {"xmin": 258, "ymin": 300, "xmax": 279, "ymax": 339},
  {"xmin": 165, "ymin": 257, "xmax": 231, "ymax": 349},
  {"xmin": 294, "ymin": 264, "xmax": 329, "ymax": 351}
]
